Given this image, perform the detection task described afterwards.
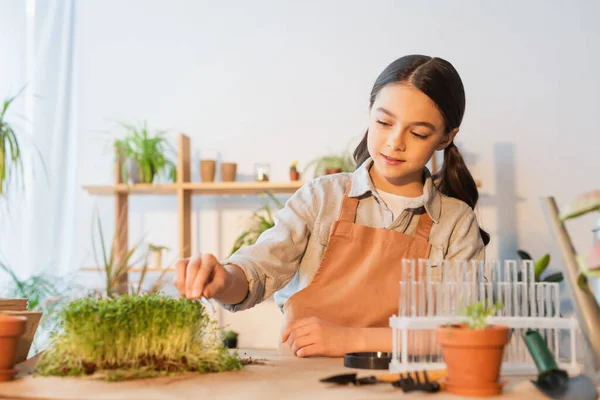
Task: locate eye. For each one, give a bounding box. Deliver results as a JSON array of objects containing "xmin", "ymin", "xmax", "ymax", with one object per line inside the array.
[
  {"xmin": 411, "ymin": 131, "xmax": 428, "ymax": 139},
  {"xmin": 376, "ymin": 120, "xmax": 391, "ymax": 127}
]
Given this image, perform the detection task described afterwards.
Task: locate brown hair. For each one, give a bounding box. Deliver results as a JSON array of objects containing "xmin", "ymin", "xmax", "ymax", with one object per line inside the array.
[{"xmin": 353, "ymin": 55, "xmax": 490, "ymax": 246}]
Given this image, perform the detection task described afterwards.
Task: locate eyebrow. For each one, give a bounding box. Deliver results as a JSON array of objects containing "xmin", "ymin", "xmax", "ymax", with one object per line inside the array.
[{"xmin": 375, "ymin": 107, "xmax": 437, "ymax": 130}]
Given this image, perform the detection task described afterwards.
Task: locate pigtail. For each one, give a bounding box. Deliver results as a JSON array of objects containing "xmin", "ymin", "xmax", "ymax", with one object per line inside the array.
[
  {"xmin": 434, "ymin": 143, "xmax": 490, "ymax": 246},
  {"xmin": 353, "ymin": 131, "xmax": 369, "ymax": 169}
]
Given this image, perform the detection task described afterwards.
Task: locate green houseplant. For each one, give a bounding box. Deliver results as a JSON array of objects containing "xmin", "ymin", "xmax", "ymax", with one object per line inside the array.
[
  {"xmin": 289, "ymin": 160, "xmax": 300, "ymax": 181},
  {"xmin": 34, "ymin": 293, "xmax": 242, "ymax": 381},
  {"xmin": 148, "ymin": 243, "xmax": 169, "ymax": 270},
  {"xmin": 516, "ymin": 250, "xmax": 563, "ymax": 283},
  {"xmin": 0, "ymin": 87, "xmax": 27, "ymax": 196},
  {"xmin": 114, "ymin": 121, "xmax": 177, "ymax": 184},
  {"xmin": 92, "ymin": 210, "xmax": 171, "ymax": 296},
  {"xmin": 0, "ymin": 262, "xmax": 74, "ymax": 356},
  {"xmin": 230, "ymin": 192, "xmax": 283, "ymax": 256},
  {"xmin": 305, "ymin": 151, "xmax": 356, "ymax": 177},
  {"xmin": 222, "ymin": 330, "xmax": 238, "ymax": 349},
  {"xmin": 437, "ymin": 301, "xmax": 509, "ymax": 397},
  {"xmin": 560, "ymin": 190, "xmax": 600, "ymax": 274}
]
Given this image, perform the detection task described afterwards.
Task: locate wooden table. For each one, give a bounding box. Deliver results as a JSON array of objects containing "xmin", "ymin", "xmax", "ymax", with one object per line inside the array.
[{"xmin": 0, "ymin": 349, "xmax": 556, "ymax": 399}]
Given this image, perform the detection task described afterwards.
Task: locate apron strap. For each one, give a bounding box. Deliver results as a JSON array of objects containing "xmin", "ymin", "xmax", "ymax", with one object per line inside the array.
[
  {"xmin": 413, "ymin": 211, "xmax": 433, "ymax": 242},
  {"xmin": 338, "ymin": 182, "xmax": 359, "ymax": 223}
]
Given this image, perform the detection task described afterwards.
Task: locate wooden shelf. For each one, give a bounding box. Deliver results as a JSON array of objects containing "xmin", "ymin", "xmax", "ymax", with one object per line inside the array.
[
  {"xmin": 83, "ymin": 181, "xmax": 304, "ymax": 196},
  {"xmin": 182, "ymin": 181, "xmax": 303, "ymax": 195},
  {"xmin": 83, "ymin": 184, "xmax": 179, "ymax": 195},
  {"xmin": 80, "ymin": 267, "xmax": 175, "ymax": 273}
]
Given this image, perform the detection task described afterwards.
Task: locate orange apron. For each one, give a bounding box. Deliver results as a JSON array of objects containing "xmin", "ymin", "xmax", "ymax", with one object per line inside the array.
[{"xmin": 283, "ymin": 184, "xmax": 433, "ymax": 328}]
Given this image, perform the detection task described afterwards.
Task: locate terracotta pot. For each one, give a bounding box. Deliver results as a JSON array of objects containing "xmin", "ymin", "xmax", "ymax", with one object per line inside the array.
[
  {"xmin": 221, "ymin": 163, "xmax": 237, "ymax": 182},
  {"xmin": 437, "ymin": 324, "xmax": 509, "ymax": 397},
  {"xmin": 325, "ymin": 168, "xmax": 343, "ymax": 175},
  {"xmin": 200, "ymin": 160, "xmax": 216, "ymax": 183},
  {"xmin": 0, "ymin": 314, "xmax": 27, "ymax": 382},
  {"xmin": 289, "ymin": 170, "xmax": 300, "ymax": 181}
]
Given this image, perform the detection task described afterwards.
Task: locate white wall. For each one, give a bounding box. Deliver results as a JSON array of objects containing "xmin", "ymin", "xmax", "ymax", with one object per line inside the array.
[{"xmin": 71, "ymin": 0, "xmax": 600, "ymax": 348}]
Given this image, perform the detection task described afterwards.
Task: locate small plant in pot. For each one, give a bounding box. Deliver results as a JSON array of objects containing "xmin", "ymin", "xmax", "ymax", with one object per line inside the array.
[
  {"xmin": 114, "ymin": 121, "xmax": 177, "ymax": 184},
  {"xmin": 305, "ymin": 151, "xmax": 355, "ymax": 177},
  {"xmin": 437, "ymin": 301, "xmax": 508, "ymax": 397},
  {"xmin": 222, "ymin": 330, "xmax": 238, "ymax": 349},
  {"xmin": 289, "ymin": 160, "xmax": 300, "ymax": 181},
  {"xmin": 147, "ymin": 243, "xmax": 169, "ymax": 270}
]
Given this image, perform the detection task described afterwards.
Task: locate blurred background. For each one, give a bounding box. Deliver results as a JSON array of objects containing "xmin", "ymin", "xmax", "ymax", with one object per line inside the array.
[{"xmin": 0, "ymin": 0, "xmax": 598, "ymax": 350}]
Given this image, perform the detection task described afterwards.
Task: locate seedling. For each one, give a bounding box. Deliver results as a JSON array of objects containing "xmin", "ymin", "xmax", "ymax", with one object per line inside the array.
[
  {"xmin": 35, "ymin": 293, "xmax": 241, "ymax": 381},
  {"xmin": 461, "ymin": 300, "xmax": 503, "ymax": 329}
]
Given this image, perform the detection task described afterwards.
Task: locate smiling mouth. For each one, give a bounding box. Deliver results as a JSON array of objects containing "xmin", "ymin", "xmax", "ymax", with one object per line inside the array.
[{"xmin": 381, "ymin": 154, "xmax": 405, "ymax": 163}]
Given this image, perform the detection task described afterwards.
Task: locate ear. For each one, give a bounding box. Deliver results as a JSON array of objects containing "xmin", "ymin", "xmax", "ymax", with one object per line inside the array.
[{"xmin": 436, "ymin": 128, "xmax": 459, "ymax": 151}]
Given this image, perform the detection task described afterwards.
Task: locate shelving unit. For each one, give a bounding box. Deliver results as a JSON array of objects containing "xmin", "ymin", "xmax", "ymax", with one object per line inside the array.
[{"xmin": 83, "ymin": 133, "xmax": 303, "ymax": 287}]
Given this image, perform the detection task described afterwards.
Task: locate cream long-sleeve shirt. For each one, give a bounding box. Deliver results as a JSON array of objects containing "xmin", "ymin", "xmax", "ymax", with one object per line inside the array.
[{"xmin": 220, "ymin": 158, "xmax": 485, "ymax": 312}]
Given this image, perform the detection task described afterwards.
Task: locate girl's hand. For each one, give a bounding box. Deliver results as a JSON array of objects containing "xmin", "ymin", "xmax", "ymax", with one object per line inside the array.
[
  {"xmin": 174, "ymin": 253, "xmax": 232, "ymax": 299},
  {"xmin": 281, "ymin": 317, "xmax": 360, "ymax": 357}
]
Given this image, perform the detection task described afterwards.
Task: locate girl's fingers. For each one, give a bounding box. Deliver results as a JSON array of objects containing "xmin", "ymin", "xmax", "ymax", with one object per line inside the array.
[
  {"xmin": 281, "ymin": 317, "xmax": 319, "ymax": 343},
  {"xmin": 185, "ymin": 254, "xmax": 203, "ymax": 298},
  {"xmin": 291, "ymin": 334, "xmax": 315, "ymax": 355},
  {"xmin": 173, "ymin": 258, "xmax": 189, "ymax": 295}
]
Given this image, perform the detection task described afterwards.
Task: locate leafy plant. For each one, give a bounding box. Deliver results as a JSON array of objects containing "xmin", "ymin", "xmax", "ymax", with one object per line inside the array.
[
  {"xmin": 34, "ymin": 293, "xmax": 242, "ymax": 381},
  {"xmin": 461, "ymin": 301, "xmax": 503, "ymax": 330},
  {"xmin": 114, "ymin": 121, "xmax": 177, "ymax": 184},
  {"xmin": 517, "ymin": 250, "xmax": 563, "ymax": 283},
  {"xmin": 92, "ymin": 209, "xmax": 143, "ymax": 297},
  {"xmin": 305, "ymin": 151, "xmax": 356, "ymax": 177},
  {"xmin": 230, "ymin": 192, "xmax": 283, "ymax": 256},
  {"xmin": 0, "ymin": 86, "xmax": 47, "ymax": 200},
  {"xmin": 148, "ymin": 243, "xmax": 169, "ymax": 253},
  {"xmin": 0, "ymin": 87, "xmax": 26, "ymax": 196},
  {"xmin": 0, "ymin": 261, "xmax": 77, "ymax": 354},
  {"xmin": 222, "ymin": 330, "xmax": 238, "ymax": 340},
  {"xmin": 560, "ymin": 190, "xmax": 600, "ymax": 275}
]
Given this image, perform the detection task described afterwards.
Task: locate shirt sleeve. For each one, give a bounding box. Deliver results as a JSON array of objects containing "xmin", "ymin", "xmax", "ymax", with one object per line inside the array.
[
  {"xmin": 445, "ymin": 205, "xmax": 486, "ymax": 262},
  {"xmin": 218, "ymin": 180, "xmax": 317, "ymax": 312}
]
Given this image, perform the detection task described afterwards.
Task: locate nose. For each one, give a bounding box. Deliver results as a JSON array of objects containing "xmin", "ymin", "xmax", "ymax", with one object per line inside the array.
[{"xmin": 386, "ymin": 128, "xmax": 406, "ymax": 151}]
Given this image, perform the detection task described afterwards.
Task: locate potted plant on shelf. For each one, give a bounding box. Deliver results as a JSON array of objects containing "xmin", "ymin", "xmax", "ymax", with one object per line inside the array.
[
  {"xmin": 230, "ymin": 192, "xmax": 282, "ymax": 256},
  {"xmin": 305, "ymin": 151, "xmax": 355, "ymax": 177},
  {"xmin": 222, "ymin": 330, "xmax": 238, "ymax": 349},
  {"xmin": 437, "ymin": 301, "xmax": 508, "ymax": 397},
  {"xmin": 114, "ymin": 121, "xmax": 177, "ymax": 184},
  {"xmin": 147, "ymin": 243, "xmax": 169, "ymax": 270},
  {"xmin": 289, "ymin": 161, "xmax": 300, "ymax": 181}
]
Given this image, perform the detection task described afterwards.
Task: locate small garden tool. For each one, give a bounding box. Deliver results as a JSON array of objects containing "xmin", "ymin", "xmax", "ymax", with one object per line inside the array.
[
  {"xmin": 525, "ymin": 330, "xmax": 598, "ymax": 400},
  {"xmin": 320, "ymin": 369, "xmax": 445, "ymax": 393}
]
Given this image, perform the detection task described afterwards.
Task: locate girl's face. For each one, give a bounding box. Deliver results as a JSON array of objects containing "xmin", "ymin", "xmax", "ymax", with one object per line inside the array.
[{"xmin": 367, "ymin": 83, "xmax": 457, "ymax": 187}]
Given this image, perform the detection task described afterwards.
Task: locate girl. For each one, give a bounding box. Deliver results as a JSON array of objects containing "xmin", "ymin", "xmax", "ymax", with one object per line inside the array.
[{"xmin": 174, "ymin": 54, "xmax": 488, "ymax": 358}]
